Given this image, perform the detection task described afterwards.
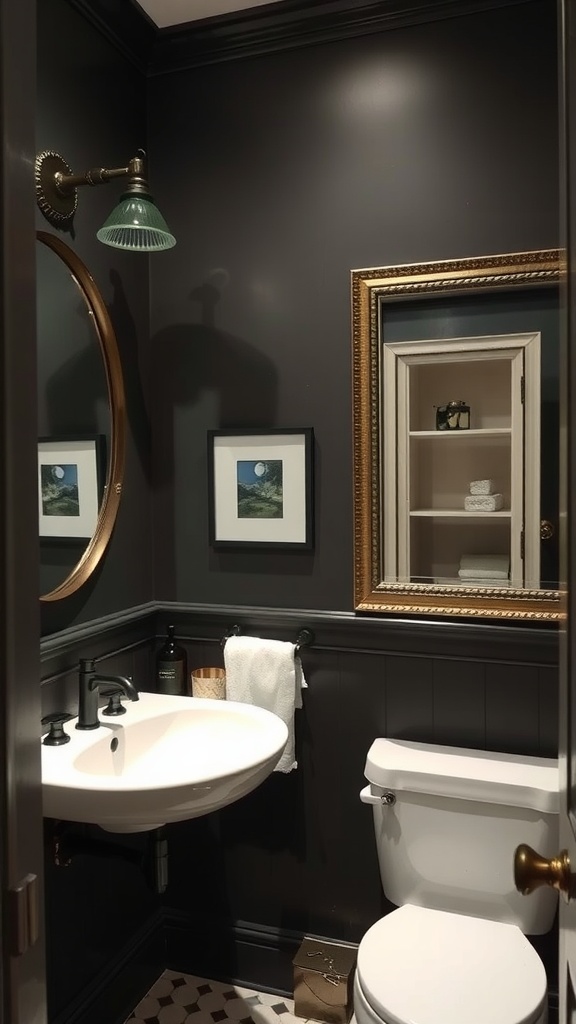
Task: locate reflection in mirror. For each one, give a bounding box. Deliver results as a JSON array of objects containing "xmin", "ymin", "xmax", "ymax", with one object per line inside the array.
[
  {"xmin": 351, "ymin": 250, "xmax": 563, "ymax": 622},
  {"xmin": 37, "ymin": 231, "xmax": 126, "ymax": 602}
]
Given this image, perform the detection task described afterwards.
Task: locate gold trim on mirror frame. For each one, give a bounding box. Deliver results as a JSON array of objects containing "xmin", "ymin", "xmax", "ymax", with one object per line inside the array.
[
  {"xmin": 351, "ymin": 249, "xmax": 564, "ymax": 622},
  {"xmin": 37, "ymin": 231, "xmax": 126, "ymax": 603}
]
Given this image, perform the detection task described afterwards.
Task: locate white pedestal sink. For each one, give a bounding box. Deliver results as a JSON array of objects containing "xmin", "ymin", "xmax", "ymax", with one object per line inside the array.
[{"xmin": 41, "ymin": 692, "xmax": 289, "ymax": 832}]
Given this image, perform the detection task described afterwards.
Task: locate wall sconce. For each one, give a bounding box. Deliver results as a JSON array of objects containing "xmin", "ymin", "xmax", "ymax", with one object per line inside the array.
[{"xmin": 34, "ymin": 149, "xmax": 176, "ymax": 252}]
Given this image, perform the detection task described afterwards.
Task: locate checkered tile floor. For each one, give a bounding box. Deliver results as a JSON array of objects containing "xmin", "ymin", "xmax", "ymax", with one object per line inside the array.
[{"xmin": 124, "ymin": 970, "xmax": 320, "ymax": 1024}]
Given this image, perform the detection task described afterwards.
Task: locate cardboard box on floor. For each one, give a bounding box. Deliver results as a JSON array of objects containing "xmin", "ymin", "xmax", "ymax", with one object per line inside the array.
[{"xmin": 293, "ymin": 938, "xmax": 357, "ymax": 1024}]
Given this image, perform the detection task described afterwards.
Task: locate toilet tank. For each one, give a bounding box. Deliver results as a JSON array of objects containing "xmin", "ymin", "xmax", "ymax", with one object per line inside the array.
[{"xmin": 362, "ymin": 738, "xmax": 559, "ymax": 934}]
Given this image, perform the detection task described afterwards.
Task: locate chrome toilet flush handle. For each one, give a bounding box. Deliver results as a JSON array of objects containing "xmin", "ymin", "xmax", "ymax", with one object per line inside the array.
[{"xmin": 359, "ymin": 785, "xmax": 396, "ymax": 806}]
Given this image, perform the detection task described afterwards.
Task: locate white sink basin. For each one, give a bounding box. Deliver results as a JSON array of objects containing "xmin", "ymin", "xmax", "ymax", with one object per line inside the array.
[{"xmin": 41, "ymin": 692, "xmax": 288, "ymax": 832}]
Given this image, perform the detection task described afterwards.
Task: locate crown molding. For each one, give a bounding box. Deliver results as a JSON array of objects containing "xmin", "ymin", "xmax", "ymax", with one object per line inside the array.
[
  {"xmin": 149, "ymin": 0, "xmax": 536, "ymax": 73},
  {"xmin": 65, "ymin": 0, "xmax": 538, "ymax": 76},
  {"xmin": 64, "ymin": 0, "xmax": 156, "ymax": 72}
]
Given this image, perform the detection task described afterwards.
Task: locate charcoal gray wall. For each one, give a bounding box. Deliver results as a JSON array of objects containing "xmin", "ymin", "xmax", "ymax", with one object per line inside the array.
[
  {"xmin": 37, "ymin": 0, "xmax": 154, "ymax": 637},
  {"xmin": 147, "ymin": 0, "xmax": 559, "ymax": 608}
]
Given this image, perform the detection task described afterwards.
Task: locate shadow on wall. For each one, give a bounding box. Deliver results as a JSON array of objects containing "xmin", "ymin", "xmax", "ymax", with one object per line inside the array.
[
  {"xmin": 149, "ymin": 273, "xmax": 279, "ymax": 586},
  {"xmin": 109, "ymin": 268, "xmax": 152, "ymax": 484},
  {"xmin": 43, "ymin": 317, "xmax": 108, "ymax": 437},
  {"xmin": 151, "ymin": 320, "xmax": 277, "ymax": 443},
  {"xmin": 151, "ymin": 273, "xmax": 278, "ymax": 470}
]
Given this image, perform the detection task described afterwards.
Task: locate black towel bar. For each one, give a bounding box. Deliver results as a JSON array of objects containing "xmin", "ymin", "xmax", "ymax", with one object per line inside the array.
[
  {"xmin": 295, "ymin": 628, "xmax": 314, "ymax": 653},
  {"xmin": 221, "ymin": 625, "xmax": 314, "ymax": 653}
]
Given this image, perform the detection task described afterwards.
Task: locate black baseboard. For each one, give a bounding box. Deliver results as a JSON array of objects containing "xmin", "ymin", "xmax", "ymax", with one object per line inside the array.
[
  {"xmin": 164, "ymin": 911, "xmax": 310, "ymax": 996},
  {"xmin": 50, "ymin": 911, "xmax": 166, "ymax": 1024},
  {"xmin": 548, "ymin": 989, "xmax": 559, "ymax": 1023}
]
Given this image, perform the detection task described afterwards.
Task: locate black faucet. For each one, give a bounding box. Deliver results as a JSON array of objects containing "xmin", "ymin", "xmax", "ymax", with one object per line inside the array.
[{"xmin": 77, "ymin": 658, "xmax": 139, "ymax": 730}]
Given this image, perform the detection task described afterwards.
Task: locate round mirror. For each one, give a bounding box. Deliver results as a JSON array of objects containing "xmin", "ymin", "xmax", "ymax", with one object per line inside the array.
[{"xmin": 37, "ymin": 231, "xmax": 126, "ymax": 602}]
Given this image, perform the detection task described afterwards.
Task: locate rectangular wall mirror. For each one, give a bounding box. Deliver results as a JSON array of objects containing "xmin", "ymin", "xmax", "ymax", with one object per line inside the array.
[{"xmin": 351, "ymin": 249, "xmax": 563, "ymax": 622}]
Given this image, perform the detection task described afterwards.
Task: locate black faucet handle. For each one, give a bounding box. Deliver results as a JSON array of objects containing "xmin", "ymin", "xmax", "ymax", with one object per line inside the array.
[
  {"xmin": 101, "ymin": 689, "xmax": 128, "ymax": 716},
  {"xmin": 42, "ymin": 712, "xmax": 73, "ymax": 746}
]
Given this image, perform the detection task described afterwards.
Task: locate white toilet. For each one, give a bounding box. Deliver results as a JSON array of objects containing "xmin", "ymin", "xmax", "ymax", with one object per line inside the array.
[{"xmin": 355, "ymin": 738, "xmax": 559, "ymax": 1024}]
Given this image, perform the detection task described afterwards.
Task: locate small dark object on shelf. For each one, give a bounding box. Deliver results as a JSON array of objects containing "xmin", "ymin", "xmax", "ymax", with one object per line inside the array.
[{"xmin": 435, "ymin": 400, "xmax": 470, "ymax": 430}]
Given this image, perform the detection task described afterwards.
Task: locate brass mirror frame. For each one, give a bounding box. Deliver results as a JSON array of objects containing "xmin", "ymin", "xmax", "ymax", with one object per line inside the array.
[
  {"xmin": 37, "ymin": 231, "xmax": 126, "ymax": 602},
  {"xmin": 351, "ymin": 248, "xmax": 564, "ymax": 622}
]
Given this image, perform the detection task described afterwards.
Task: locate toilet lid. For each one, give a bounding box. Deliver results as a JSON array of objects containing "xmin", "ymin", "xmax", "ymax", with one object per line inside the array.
[{"xmin": 356, "ymin": 905, "xmax": 547, "ymax": 1024}]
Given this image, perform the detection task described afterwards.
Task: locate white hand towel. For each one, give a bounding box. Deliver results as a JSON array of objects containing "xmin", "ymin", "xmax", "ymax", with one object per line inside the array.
[
  {"xmin": 464, "ymin": 493, "xmax": 504, "ymax": 512},
  {"xmin": 469, "ymin": 479, "xmax": 494, "ymax": 495},
  {"xmin": 458, "ymin": 568, "xmax": 509, "ymax": 580},
  {"xmin": 459, "ymin": 554, "xmax": 510, "ymax": 575},
  {"xmin": 224, "ymin": 635, "xmax": 307, "ymax": 773},
  {"xmin": 457, "ymin": 575, "xmax": 511, "ymax": 586}
]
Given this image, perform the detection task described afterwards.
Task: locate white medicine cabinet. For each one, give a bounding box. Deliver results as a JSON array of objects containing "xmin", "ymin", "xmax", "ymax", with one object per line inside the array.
[
  {"xmin": 382, "ymin": 333, "xmax": 541, "ymax": 590},
  {"xmin": 352, "ymin": 248, "xmax": 561, "ymax": 621}
]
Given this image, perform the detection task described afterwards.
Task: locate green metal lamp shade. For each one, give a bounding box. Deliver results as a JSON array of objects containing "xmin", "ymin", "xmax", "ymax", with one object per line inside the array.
[{"xmin": 96, "ymin": 193, "xmax": 176, "ymax": 251}]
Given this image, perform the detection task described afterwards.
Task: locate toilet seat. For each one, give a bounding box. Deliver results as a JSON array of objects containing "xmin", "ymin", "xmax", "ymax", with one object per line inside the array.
[
  {"xmin": 355, "ymin": 905, "xmax": 548, "ymax": 1024},
  {"xmin": 353, "ymin": 976, "xmax": 546, "ymax": 1024}
]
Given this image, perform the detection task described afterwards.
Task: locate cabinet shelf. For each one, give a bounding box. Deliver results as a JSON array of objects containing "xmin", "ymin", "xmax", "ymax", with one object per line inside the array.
[
  {"xmin": 409, "ymin": 509, "xmax": 508, "ymax": 520},
  {"xmin": 409, "ymin": 428, "xmax": 512, "ymax": 439},
  {"xmin": 409, "ymin": 509, "xmax": 511, "ymax": 518},
  {"xmin": 382, "ymin": 333, "xmax": 540, "ymax": 587}
]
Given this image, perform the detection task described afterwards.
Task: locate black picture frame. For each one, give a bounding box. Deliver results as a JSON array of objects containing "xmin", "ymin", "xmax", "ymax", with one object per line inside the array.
[
  {"xmin": 208, "ymin": 428, "xmax": 314, "ymax": 550},
  {"xmin": 38, "ymin": 434, "xmax": 106, "ymax": 540}
]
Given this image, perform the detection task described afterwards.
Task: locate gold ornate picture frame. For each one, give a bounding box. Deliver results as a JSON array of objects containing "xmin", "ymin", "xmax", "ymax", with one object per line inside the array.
[{"xmin": 351, "ymin": 249, "xmax": 563, "ymax": 622}]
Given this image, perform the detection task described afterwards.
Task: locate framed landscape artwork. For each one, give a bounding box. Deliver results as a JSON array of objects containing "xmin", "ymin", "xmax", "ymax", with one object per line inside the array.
[
  {"xmin": 208, "ymin": 428, "xmax": 314, "ymax": 550},
  {"xmin": 38, "ymin": 436, "xmax": 104, "ymax": 539}
]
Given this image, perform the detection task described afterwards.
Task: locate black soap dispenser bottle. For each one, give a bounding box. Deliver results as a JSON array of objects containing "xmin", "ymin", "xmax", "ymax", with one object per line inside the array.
[{"xmin": 155, "ymin": 625, "xmax": 188, "ymax": 695}]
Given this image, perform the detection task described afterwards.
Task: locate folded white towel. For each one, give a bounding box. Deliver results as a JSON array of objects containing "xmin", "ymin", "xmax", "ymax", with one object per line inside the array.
[
  {"xmin": 464, "ymin": 493, "xmax": 503, "ymax": 512},
  {"xmin": 459, "ymin": 554, "xmax": 510, "ymax": 574},
  {"xmin": 224, "ymin": 635, "xmax": 307, "ymax": 773},
  {"xmin": 457, "ymin": 575, "xmax": 511, "ymax": 587},
  {"xmin": 469, "ymin": 479, "xmax": 494, "ymax": 495},
  {"xmin": 458, "ymin": 568, "xmax": 509, "ymax": 580}
]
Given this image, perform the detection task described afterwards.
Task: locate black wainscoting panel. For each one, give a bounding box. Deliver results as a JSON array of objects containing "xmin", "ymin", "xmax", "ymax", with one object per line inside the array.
[
  {"xmin": 44, "ymin": 821, "xmax": 162, "ymax": 1022},
  {"xmin": 298, "ymin": 650, "xmax": 347, "ymax": 882},
  {"xmin": 159, "ymin": 604, "xmax": 559, "ymax": 984},
  {"xmin": 539, "ymin": 665, "xmax": 560, "ymax": 757},
  {"xmin": 385, "ymin": 655, "xmax": 435, "ymax": 741},
  {"xmin": 431, "ymin": 660, "xmax": 486, "ymax": 748},
  {"xmin": 40, "ymin": 603, "xmax": 560, "ymax": 1015},
  {"xmin": 336, "ymin": 651, "xmax": 388, "ymax": 754},
  {"xmin": 222, "ymin": 774, "xmax": 310, "ymax": 931},
  {"xmin": 485, "ymin": 664, "xmax": 541, "ymax": 754}
]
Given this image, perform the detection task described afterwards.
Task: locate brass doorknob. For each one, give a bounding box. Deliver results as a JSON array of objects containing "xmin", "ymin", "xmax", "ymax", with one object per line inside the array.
[{"xmin": 514, "ymin": 844, "xmax": 573, "ymax": 900}]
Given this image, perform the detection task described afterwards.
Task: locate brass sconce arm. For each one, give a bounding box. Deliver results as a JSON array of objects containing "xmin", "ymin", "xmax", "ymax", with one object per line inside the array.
[
  {"xmin": 35, "ymin": 150, "xmax": 150, "ymax": 225},
  {"xmin": 53, "ymin": 155, "xmax": 148, "ymax": 198},
  {"xmin": 35, "ymin": 149, "xmax": 175, "ymax": 251}
]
